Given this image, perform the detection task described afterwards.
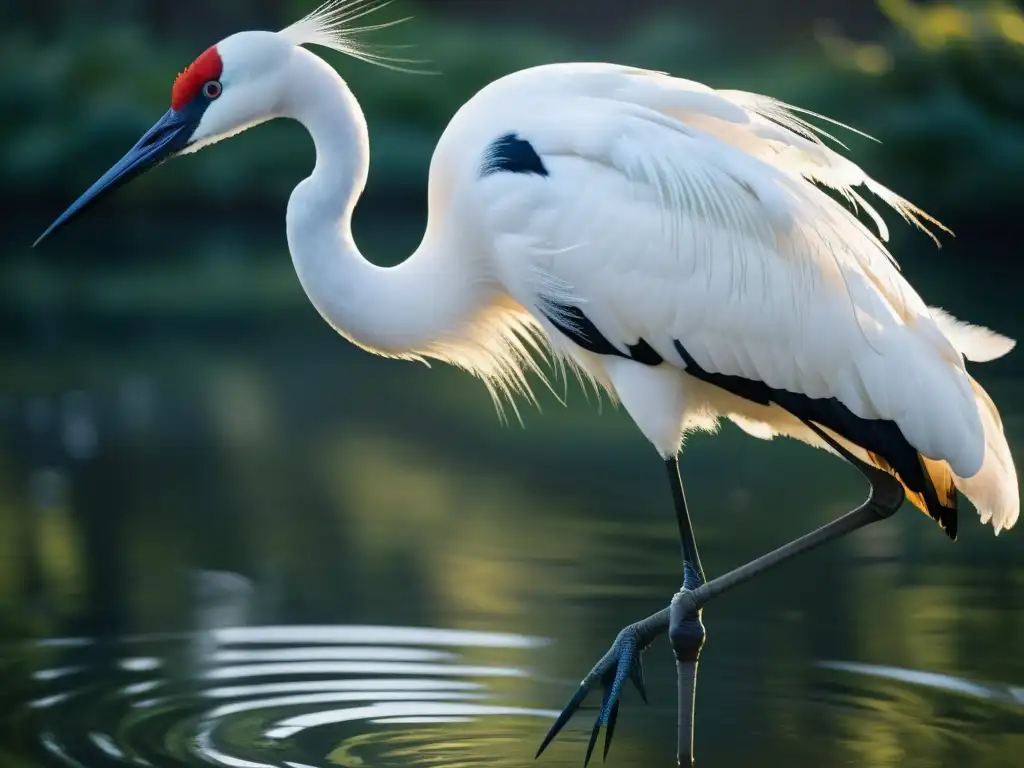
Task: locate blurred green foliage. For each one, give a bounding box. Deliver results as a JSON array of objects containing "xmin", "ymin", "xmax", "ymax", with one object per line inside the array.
[
  {"xmin": 2, "ymin": 0, "xmax": 1022, "ymax": 340},
  {"xmin": 812, "ymin": 0, "xmax": 1024, "ymax": 219},
  {"xmin": 1, "ymin": 3, "xmax": 727, "ymax": 206},
  {"xmin": 2, "ymin": 0, "xmax": 1023, "ymax": 220}
]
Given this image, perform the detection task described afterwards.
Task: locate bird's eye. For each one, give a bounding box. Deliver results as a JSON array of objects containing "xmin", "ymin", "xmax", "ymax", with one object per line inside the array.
[{"xmin": 203, "ymin": 80, "xmax": 222, "ymax": 99}]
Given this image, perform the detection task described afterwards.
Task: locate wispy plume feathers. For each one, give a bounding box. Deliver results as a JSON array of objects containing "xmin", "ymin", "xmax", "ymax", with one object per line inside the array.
[{"xmin": 280, "ymin": 0, "xmax": 434, "ymax": 73}]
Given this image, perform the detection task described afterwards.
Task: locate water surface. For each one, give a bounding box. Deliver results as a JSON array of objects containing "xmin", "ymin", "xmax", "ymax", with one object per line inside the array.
[{"xmin": 1, "ymin": 217, "xmax": 1022, "ymax": 767}]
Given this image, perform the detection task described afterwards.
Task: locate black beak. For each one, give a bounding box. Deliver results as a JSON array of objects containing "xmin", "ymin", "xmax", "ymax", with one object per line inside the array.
[{"xmin": 34, "ymin": 108, "xmax": 197, "ymax": 246}]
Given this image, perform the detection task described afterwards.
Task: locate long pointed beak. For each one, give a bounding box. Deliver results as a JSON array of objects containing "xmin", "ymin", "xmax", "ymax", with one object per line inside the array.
[{"xmin": 34, "ymin": 108, "xmax": 197, "ymax": 246}]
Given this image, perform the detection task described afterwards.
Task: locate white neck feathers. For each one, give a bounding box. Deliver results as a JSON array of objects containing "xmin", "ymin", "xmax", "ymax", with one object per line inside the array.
[
  {"xmin": 280, "ymin": 47, "xmax": 546, "ymax": 415},
  {"xmin": 282, "ymin": 47, "xmax": 478, "ymax": 358}
]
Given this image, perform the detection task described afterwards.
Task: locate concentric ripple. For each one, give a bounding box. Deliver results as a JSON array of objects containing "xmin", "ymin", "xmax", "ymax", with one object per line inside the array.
[
  {"xmin": 4, "ymin": 627, "xmax": 1022, "ymax": 766},
  {"xmin": 1, "ymin": 625, "xmax": 561, "ymax": 768}
]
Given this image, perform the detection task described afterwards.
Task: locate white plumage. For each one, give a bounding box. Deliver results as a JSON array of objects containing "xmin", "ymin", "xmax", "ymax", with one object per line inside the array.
[
  {"xmin": 422, "ymin": 62, "xmax": 1018, "ymax": 534},
  {"xmin": 33, "ymin": 9, "xmax": 1019, "ymax": 760},
  {"xmin": 39, "ymin": 2, "xmax": 1019, "ymax": 539}
]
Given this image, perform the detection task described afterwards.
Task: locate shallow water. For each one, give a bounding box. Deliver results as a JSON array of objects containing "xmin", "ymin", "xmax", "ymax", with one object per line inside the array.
[
  {"xmin": 1, "ymin": 219, "xmax": 1022, "ymax": 766},
  {"xmin": 4, "ymin": 621, "xmax": 1022, "ymax": 768}
]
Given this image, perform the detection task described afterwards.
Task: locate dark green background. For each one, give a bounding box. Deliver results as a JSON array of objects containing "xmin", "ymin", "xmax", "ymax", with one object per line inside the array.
[{"xmin": 0, "ymin": 2, "xmax": 1021, "ymax": 766}]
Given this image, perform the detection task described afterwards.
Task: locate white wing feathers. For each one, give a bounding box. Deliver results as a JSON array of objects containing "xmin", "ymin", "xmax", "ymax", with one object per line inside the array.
[
  {"xmin": 695, "ymin": 89, "xmax": 950, "ymax": 246},
  {"xmin": 928, "ymin": 307, "xmax": 1016, "ymax": 363},
  {"xmin": 477, "ymin": 65, "xmax": 948, "ymax": 246},
  {"xmin": 469, "ymin": 65, "xmax": 991, "ymax": 479}
]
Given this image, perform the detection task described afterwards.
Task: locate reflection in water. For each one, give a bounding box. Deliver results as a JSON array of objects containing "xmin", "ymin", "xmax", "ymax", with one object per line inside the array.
[
  {"xmin": 6, "ymin": 623, "xmax": 1023, "ymax": 767},
  {"xmin": 820, "ymin": 660, "xmax": 1024, "ymax": 705},
  {"xmin": 204, "ymin": 690, "xmax": 492, "ymax": 720},
  {"xmin": 0, "ymin": 231, "xmax": 1021, "ymax": 766},
  {"xmin": 205, "ymin": 679, "xmax": 486, "ymax": 697},
  {"xmin": 208, "ymin": 626, "xmax": 550, "ymax": 648},
  {"xmin": 204, "ymin": 661, "xmax": 531, "ymax": 680},
  {"xmin": 209, "ymin": 648, "xmax": 459, "ymax": 662},
  {"xmin": 264, "ymin": 702, "xmax": 557, "ymax": 738},
  {"xmin": 6, "ymin": 624, "xmax": 561, "ymax": 768}
]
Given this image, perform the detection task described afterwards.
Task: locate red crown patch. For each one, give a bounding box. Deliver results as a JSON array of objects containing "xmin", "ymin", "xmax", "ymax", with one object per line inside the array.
[{"xmin": 171, "ymin": 46, "xmax": 223, "ymax": 110}]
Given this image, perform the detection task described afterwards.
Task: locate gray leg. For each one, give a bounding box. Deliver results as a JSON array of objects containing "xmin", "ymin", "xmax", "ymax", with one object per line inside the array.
[
  {"xmin": 536, "ymin": 424, "xmax": 905, "ymax": 765},
  {"xmin": 535, "ymin": 455, "xmax": 705, "ymax": 766},
  {"xmin": 670, "ymin": 425, "xmax": 903, "ymax": 764},
  {"xmin": 664, "ymin": 455, "xmax": 707, "ymax": 765}
]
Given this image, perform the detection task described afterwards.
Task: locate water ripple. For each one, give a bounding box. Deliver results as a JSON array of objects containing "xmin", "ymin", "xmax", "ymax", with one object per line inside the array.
[
  {"xmin": 818, "ymin": 660, "xmax": 1024, "ymax": 706},
  {"xmin": 2, "ymin": 624, "xmax": 558, "ymax": 768},
  {"xmin": 7, "ymin": 628, "xmax": 1021, "ymax": 766}
]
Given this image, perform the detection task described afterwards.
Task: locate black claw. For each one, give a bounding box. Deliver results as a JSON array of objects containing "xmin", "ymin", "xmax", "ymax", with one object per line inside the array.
[
  {"xmin": 537, "ymin": 625, "xmax": 655, "ymax": 763},
  {"xmin": 584, "ymin": 712, "xmax": 602, "ymax": 767},
  {"xmin": 536, "ymin": 680, "xmax": 593, "ymax": 758},
  {"xmin": 603, "ymin": 701, "xmax": 620, "ymax": 761}
]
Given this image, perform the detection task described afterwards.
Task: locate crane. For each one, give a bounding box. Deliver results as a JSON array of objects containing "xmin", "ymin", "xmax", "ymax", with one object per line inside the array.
[{"xmin": 35, "ymin": 2, "xmax": 1018, "ymax": 764}]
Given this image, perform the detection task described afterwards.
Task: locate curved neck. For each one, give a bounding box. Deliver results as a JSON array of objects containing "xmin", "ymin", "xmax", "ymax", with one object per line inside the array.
[{"xmin": 282, "ymin": 48, "xmax": 483, "ymax": 358}]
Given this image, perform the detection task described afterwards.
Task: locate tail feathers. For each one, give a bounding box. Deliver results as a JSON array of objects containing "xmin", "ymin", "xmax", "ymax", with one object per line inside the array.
[
  {"xmin": 875, "ymin": 376, "xmax": 1018, "ymax": 537},
  {"xmin": 917, "ymin": 455, "xmax": 958, "ymax": 539},
  {"xmin": 864, "ymin": 450, "xmax": 958, "ymax": 539},
  {"xmin": 952, "ymin": 376, "xmax": 1019, "ymax": 534}
]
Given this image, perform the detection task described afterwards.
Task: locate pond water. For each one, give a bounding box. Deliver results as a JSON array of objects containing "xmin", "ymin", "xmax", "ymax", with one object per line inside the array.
[{"xmin": 0, "ymin": 216, "xmax": 1021, "ymax": 766}]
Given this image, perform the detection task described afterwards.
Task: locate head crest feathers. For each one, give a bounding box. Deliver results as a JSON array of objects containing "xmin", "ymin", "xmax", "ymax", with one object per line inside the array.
[{"xmin": 279, "ymin": 0, "xmax": 433, "ymax": 74}]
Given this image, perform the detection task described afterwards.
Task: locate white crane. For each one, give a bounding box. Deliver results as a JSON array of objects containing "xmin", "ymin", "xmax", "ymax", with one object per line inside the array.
[{"xmin": 35, "ymin": 2, "xmax": 1018, "ymax": 764}]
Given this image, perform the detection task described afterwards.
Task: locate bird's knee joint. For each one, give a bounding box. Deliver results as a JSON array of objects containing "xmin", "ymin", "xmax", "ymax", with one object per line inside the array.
[
  {"xmin": 669, "ymin": 591, "xmax": 706, "ymax": 662},
  {"xmin": 669, "ymin": 617, "xmax": 706, "ymax": 662}
]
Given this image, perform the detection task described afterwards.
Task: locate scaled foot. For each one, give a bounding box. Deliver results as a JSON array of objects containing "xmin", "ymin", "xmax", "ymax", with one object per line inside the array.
[{"xmin": 535, "ymin": 618, "xmax": 661, "ymax": 765}]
